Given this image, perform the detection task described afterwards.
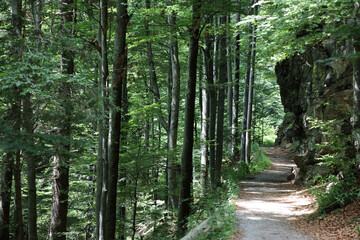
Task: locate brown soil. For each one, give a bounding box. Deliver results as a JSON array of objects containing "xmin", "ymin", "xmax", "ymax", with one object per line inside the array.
[{"xmin": 230, "ymin": 147, "xmax": 360, "ymax": 240}]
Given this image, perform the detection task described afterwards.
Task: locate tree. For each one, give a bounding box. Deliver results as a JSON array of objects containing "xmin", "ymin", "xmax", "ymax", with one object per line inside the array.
[
  {"xmin": 0, "ymin": 153, "xmax": 12, "ymax": 240},
  {"xmin": 240, "ymin": 0, "xmax": 257, "ymax": 163},
  {"xmin": 25, "ymin": 1, "xmax": 42, "ymax": 239},
  {"xmin": 104, "ymin": 0, "xmax": 129, "ymax": 238},
  {"xmin": 177, "ymin": 0, "xmax": 201, "ymax": 236},
  {"xmin": 168, "ymin": 0, "xmax": 182, "ymax": 210},
  {"xmin": 226, "ymin": 14, "xmax": 233, "ymax": 154},
  {"xmin": 215, "ymin": 14, "xmax": 227, "ymax": 186},
  {"xmin": 353, "ymin": 0, "xmax": 360, "ymax": 168},
  {"xmin": 232, "ymin": 8, "xmax": 241, "ymax": 159},
  {"xmin": 96, "ymin": 0, "xmax": 109, "ymax": 237},
  {"xmin": 11, "ymin": 0, "xmax": 25, "ymax": 238},
  {"xmin": 49, "ymin": 0, "xmax": 75, "ymax": 239}
]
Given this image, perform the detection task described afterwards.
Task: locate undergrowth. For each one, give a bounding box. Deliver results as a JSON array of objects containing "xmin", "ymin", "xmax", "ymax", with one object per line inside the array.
[
  {"xmin": 309, "ymin": 170, "xmax": 360, "ymax": 217},
  {"xmin": 190, "ymin": 146, "xmax": 272, "ymax": 239},
  {"xmin": 307, "ymin": 118, "xmax": 360, "ymax": 220}
]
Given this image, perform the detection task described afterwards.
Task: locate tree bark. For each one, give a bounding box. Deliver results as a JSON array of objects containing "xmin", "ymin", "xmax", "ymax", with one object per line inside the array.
[
  {"xmin": 200, "ymin": 50, "xmax": 209, "ymax": 192},
  {"xmin": 26, "ymin": 0, "xmax": 42, "ymax": 238},
  {"xmin": 203, "ymin": 18, "xmax": 216, "ymax": 190},
  {"xmin": 49, "ymin": 0, "xmax": 75, "ymax": 238},
  {"xmin": 168, "ymin": 0, "xmax": 181, "ymax": 209},
  {"xmin": 11, "ymin": 0, "xmax": 25, "ymax": 237},
  {"xmin": 14, "ymin": 144, "xmax": 24, "ymax": 240},
  {"xmin": 0, "ymin": 153, "xmax": 13, "ymax": 240},
  {"xmin": 226, "ymin": 15, "xmax": 233, "ymax": 154},
  {"xmin": 24, "ymin": 94, "xmax": 38, "ymax": 240},
  {"xmin": 240, "ymin": 0, "xmax": 257, "ymax": 164},
  {"xmin": 177, "ymin": 0, "xmax": 201, "ymax": 236},
  {"xmin": 215, "ymin": 15, "xmax": 227, "ymax": 187},
  {"xmin": 105, "ymin": 0, "xmax": 128, "ymax": 238},
  {"xmin": 353, "ymin": 0, "xmax": 360, "ymax": 167},
  {"xmin": 245, "ymin": 0, "xmax": 257, "ymax": 163},
  {"xmin": 232, "ymin": 11, "xmax": 241, "ymax": 159},
  {"xmin": 96, "ymin": 0, "xmax": 110, "ymax": 237}
]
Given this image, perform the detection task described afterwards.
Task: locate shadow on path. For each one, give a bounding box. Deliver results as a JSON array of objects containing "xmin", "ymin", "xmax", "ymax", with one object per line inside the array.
[{"xmin": 231, "ymin": 147, "xmax": 313, "ymax": 240}]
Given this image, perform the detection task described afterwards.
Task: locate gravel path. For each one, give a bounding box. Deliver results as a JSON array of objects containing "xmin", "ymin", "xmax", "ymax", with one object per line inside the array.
[{"xmin": 231, "ymin": 147, "xmax": 314, "ymax": 240}]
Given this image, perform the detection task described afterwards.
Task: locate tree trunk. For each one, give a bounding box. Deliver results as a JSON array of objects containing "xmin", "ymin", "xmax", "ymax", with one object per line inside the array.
[
  {"xmin": 226, "ymin": 15, "xmax": 233, "ymax": 154},
  {"xmin": 168, "ymin": 2, "xmax": 181, "ymax": 209},
  {"xmin": 245, "ymin": 0, "xmax": 258, "ymax": 163},
  {"xmin": 202, "ymin": 12, "xmax": 216, "ymax": 190},
  {"xmin": 10, "ymin": 0, "xmax": 25, "ymax": 238},
  {"xmin": 215, "ymin": 16, "xmax": 227, "ymax": 187},
  {"xmin": 200, "ymin": 50, "xmax": 209, "ymax": 192},
  {"xmin": 241, "ymin": 0, "xmax": 257, "ymax": 164},
  {"xmin": 131, "ymin": 175, "xmax": 138, "ymax": 240},
  {"xmin": 232, "ymin": 11, "xmax": 241, "ymax": 159},
  {"xmin": 24, "ymin": 94, "xmax": 38, "ymax": 240},
  {"xmin": 353, "ymin": 1, "xmax": 360, "ymax": 168},
  {"xmin": 49, "ymin": 0, "xmax": 75, "ymax": 238},
  {"xmin": 26, "ymin": 0, "xmax": 42, "ymax": 238},
  {"xmin": 119, "ymin": 70, "xmax": 129, "ymax": 240},
  {"xmin": 0, "ymin": 153, "xmax": 13, "ymax": 240},
  {"xmin": 105, "ymin": 0, "xmax": 128, "ymax": 238},
  {"xmin": 177, "ymin": 0, "xmax": 201, "ymax": 236},
  {"xmin": 96, "ymin": 0, "xmax": 110, "ymax": 237}
]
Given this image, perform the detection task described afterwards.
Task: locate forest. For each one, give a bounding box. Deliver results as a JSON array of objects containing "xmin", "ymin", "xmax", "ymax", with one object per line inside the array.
[{"xmin": 0, "ymin": 0, "xmax": 359, "ymax": 239}]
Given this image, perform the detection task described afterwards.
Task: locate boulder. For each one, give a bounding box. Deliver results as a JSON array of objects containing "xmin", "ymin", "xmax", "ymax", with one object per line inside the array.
[{"xmin": 275, "ymin": 41, "xmax": 353, "ymax": 184}]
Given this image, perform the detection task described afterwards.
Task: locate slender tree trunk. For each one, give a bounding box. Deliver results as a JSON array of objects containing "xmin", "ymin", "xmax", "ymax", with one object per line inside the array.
[
  {"xmin": 177, "ymin": 0, "xmax": 201, "ymax": 236},
  {"xmin": 0, "ymin": 153, "xmax": 13, "ymax": 240},
  {"xmin": 168, "ymin": 3, "xmax": 181, "ymax": 209},
  {"xmin": 240, "ymin": 56, "xmax": 250, "ymax": 163},
  {"xmin": 353, "ymin": 0, "xmax": 360, "ymax": 167},
  {"xmin": 0, "ymin": 154, "xmax": 12, "ymax": 240},
  {"xmin": 232, "ymin": 11, "xmax": 241, "ymax": 159},
  {"xmin": 14, "ymin": 142, "xmax": 24, "ymax": 240},
  {"xmin": 202, "ymin": 17, "xmax": 216, "ymax": 190},
  {"xmin": 49, "ymin": 0, "xmax": 75, "ymax": 239},
  {"xmin": 10, "ymin": 0, "xmax": 25, "ymax": 238},
  {"xmin": 245, "ymin": 0, "xmax": 257, "ymax": 163},
  {"xmin": 131, "ymin": 175, "xmax": 138, "ymax": 240},
  {"xmin": 26, "ymin": 0, "xmax": 42, "ymax": 238},
  {"xmin": 118, "ymin": 70, "xmax": 129, "ymax": 240},
  {"xmin": 98, "ymin": 14, "xmax": 109, "ymax": 240},
  {"xmin": 105, "ymin": 0, "xmax": 128, "ymax": 238},
  {"xmin": 241, "ymin": 0, "xmax": 257, "ymax": 164},
  {"xmin": 96, "ymin": 0, "xmax": 110, "ymax": 237},
  {"xmin": 200, "ymin": 50, "xmax": 209, "ymax": 192},
  {"xmin": 144, "ymin": 1, "xmax": 168, "ymax": 133},
  {"xmin": 214, "ymin": 16, "xmax": 227, "ymax": 187},
  {"xmin": 24, "ymin": 94, "xmax": 38, "ymax": 240},
  {"xmin": 227, "ymin": 15, "xmax": 233, "ymax": 154}
]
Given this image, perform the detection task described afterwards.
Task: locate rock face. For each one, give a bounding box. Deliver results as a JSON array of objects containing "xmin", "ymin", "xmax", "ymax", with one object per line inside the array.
[{"xmin": 275, "ymin": 43, "xmax": 354, "ymax": 184}]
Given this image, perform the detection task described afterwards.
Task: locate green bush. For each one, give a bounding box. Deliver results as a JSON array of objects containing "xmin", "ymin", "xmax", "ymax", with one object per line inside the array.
[
  {"xmin": 309, "ymin": 171, "xmax": 360, "ymax": 215},
  {"xmin": 249, "ymin": 147, "xmax": 272, "ymax": 174},
  {"xmin": 262, "ymin": 134, "xmax": 277, "ymax": 147}
]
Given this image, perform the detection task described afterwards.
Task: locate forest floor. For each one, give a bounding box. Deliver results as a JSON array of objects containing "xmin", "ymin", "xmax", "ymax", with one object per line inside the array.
[{"xmin": 230, "ymin": 147, "xmax": 360, "ymax": 240}]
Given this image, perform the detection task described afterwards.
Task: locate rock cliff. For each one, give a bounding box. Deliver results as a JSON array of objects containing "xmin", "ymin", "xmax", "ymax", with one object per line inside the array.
[{"xmin": 275, "ymin": 42, "xmax": 354, "ymax": 184}]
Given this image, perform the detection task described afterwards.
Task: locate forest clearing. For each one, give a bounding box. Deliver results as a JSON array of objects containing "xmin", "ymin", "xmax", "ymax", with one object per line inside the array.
[{"xmin": 1, "ymin": 0, "xmax": 360, "ymax": 239}]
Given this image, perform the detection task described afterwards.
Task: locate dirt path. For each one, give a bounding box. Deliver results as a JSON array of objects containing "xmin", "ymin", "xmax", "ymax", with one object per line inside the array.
[{"xmin": 231, "ymin": 147, "xmax": 314, "ymax": 240}]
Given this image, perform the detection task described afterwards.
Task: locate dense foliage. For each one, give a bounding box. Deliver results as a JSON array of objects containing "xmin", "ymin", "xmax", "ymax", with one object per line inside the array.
[{"xmin": 0, "ymin": 0, "xmax": 359, "ymax": 239}]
